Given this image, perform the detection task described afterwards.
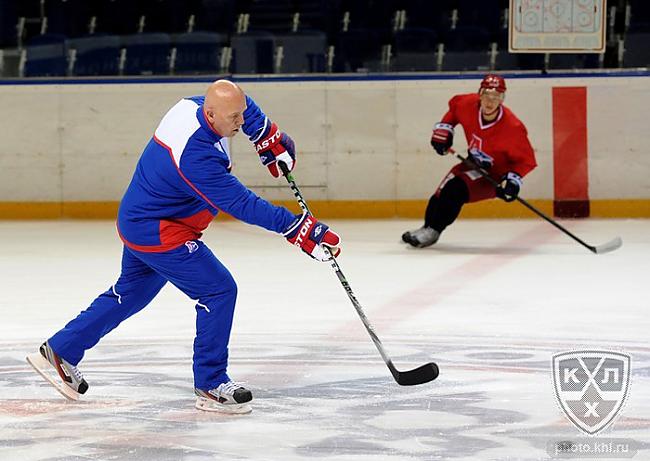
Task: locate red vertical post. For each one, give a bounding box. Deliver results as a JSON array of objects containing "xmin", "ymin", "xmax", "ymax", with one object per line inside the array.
[{"xmin": 552, "ymin": 87, "xmax": 590, "ymax": 218}]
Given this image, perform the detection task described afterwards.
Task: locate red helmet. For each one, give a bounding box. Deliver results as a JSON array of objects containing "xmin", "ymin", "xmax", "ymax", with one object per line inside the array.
[{"xmin": 479, "ymin": 74, "xmax": 506, "ymax": 93}]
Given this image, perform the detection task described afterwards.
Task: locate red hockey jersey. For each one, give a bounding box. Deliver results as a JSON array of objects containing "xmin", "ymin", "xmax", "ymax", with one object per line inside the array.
[{"xmin": 441, "ymin": 93, "xmax": 537, "ymax": 179}]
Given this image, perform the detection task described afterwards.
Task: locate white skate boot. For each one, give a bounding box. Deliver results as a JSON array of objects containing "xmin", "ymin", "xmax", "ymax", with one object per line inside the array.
[
  {"xmin": 401, "ymin": 226, "xmax": 440, "ymax": 248},
  {"xmin": 195, "ymin": 381, "xmax": 253, "ymax": 414},
  {"xmin": 26, "ymin": 341, "xmax": 89, "ymax": 401}
]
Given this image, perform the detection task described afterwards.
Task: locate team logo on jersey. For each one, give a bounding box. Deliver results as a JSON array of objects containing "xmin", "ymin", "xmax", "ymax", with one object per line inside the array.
[
  {"xmin": 552, "ymin": 350, "xmax": 631, "ymax": 435},
  {"xmin": 468, "ymin": 134, "xmax": 483, "ymax": 152},
  {"xmin": 185, "ymin": 241, "xmax": 199, "ymax": 254}
]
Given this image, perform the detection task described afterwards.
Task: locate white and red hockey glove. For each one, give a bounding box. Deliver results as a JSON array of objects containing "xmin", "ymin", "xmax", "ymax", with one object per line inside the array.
[
  {"xmin": 430, "ymin": 122, "xmax": 454, "ymax": 155},
  {"xmin": 284, "ymin": 212, "xmax": 341, "ymax": 262},
  {"xmin": 254, "ymin": 122, "xmax": 296, "ymax": 178}
]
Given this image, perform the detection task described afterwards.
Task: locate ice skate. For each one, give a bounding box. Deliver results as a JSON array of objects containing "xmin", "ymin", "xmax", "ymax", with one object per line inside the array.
[
  {"xmin": 26, "ymin": 341, "xmax": 89, "ymax": 401},
  {"xmin": 401, "ymin": 227, "xmax": 420, "ymax": 245},
  {"xmin": 401, "ymin": 226, "xmax": 440, "ymax": 248},
  {"xmin": 195, "ymin": 381, "xmax": 253, "ymax": 414}
]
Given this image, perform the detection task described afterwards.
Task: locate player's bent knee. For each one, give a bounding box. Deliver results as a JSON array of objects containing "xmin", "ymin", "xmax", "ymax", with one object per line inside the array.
[
  {"xmin": 224, "ymin": 275, "xmax": 238, "ymax": 298},
  {"xmin": 440, "ymin": 176, "xmax": 469, "ymax": 203},
  {"xmin": 213, "ymin": 272, "xmax": 238, "ymax": 299},
  {"xmin": 219, "ymin": 268, "xmax": 237, "ymax": 290}
]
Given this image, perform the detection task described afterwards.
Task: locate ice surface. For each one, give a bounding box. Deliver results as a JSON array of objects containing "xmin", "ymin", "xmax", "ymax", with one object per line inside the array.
[{"xmin": 1, "ymin": 219, "xmax": 648, "ymax": 460}]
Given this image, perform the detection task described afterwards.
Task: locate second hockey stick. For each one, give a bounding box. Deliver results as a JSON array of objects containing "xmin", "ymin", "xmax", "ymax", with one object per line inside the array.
[
  {"xmin": 278, "ymin": 162, "xmax": 439, "ymax": 386},
  {"xmin": 451, "ymin": 150, "xmax": 622, "ymax": 254}
]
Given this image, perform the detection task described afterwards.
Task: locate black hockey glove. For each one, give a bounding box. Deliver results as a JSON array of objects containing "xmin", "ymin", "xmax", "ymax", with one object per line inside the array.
[
  {"xmin": 496, "ymin": 172, "xmax": 522, "ymax": 202},
  {"xmin": 467, "ymin": 148, "xmax": 494, "ymax": 170}
]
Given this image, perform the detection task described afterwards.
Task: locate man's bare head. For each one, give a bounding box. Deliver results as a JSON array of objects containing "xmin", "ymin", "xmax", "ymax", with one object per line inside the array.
[{"xmin": 204, "ymin": 80, "xmax": 246, "ymax": 137}]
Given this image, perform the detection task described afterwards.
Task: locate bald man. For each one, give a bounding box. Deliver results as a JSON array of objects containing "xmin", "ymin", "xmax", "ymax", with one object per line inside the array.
[{"xmin": 27, "ymin": 80, "xmax": 341, "ymax": 414}]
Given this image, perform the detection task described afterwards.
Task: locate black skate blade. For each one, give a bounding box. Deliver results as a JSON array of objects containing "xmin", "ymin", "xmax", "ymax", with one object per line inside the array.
[{"xmin": 390, "ymin": 362, "xmax": 439, "ymax": 386}]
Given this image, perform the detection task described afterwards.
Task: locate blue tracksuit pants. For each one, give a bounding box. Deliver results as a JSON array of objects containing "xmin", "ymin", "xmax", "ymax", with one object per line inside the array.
[{"xmin": 48, "ymin": 240, "xmax": 237, "ymax": 391}]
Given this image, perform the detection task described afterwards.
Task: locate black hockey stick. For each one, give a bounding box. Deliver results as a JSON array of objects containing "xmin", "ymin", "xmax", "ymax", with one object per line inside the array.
[
  {"xmin": 452, "ymin": 150, "xmax": 622, "ymax": 254},
  {"xmin": 278, "ymin": 162, "xmax": 439, "ymax": 386}
]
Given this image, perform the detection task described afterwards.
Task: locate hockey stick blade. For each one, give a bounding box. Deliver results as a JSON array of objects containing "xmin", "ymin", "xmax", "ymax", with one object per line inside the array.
[
  {"xmin": 277, "ymin": 161, "xmax": 439, "ymax": 387},
  {"xmin": 390, "ymin": 361, "xmax": 440, "ymax": 386},
  {"xmin": 593, "ymin": 236, "xmax": 623, "ymax": 254},
  {"xmin": 449, "ymin": 150, "xmax": 623, "ymax": 256}
]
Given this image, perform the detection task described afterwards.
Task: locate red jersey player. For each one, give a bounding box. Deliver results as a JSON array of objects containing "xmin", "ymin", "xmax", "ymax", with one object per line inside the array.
[{"xmin": 402, "ymin": 74, "xmax": 537, "ymax": 248}]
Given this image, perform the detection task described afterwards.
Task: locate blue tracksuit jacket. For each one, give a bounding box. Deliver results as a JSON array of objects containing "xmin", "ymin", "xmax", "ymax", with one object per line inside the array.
[{"xmin": 117, "ymin": 95, "xmax": 295, "ymax": 252}]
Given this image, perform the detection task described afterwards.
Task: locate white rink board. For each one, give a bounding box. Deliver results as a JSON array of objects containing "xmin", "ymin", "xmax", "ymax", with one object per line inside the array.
[{"xmin": 0, "ymin": 76, "xmax": 649, "ymax": 203}]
